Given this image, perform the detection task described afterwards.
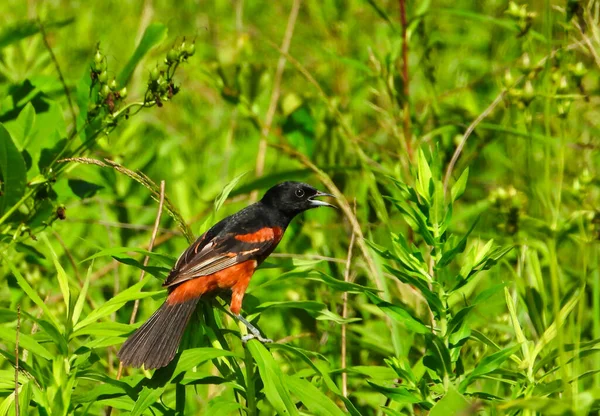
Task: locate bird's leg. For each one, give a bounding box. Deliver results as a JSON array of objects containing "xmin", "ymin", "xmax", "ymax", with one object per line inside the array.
[{"xmin": 235, "ymin": 314, "xmax": 273, "ymax": 344}]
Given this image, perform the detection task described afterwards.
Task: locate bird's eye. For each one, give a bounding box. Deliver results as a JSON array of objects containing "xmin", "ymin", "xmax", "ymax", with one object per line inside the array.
[{"xmin": 295, "ymin": 189, "xmax": 305, "ymax": 198}]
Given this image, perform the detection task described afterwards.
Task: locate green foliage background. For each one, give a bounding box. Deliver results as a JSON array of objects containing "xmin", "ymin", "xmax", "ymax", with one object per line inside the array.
[{"xmin": 0, "ymin": 0, "xmax": 599, "ymax": 414}]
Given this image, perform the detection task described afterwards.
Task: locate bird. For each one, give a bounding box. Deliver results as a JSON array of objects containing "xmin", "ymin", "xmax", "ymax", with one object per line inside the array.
[{"xmin": 118, "ymin": 181, "xmax": 335, "ymax": 369}]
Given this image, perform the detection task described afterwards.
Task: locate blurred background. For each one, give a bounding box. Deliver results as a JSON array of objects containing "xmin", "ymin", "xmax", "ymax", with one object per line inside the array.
[{"xmin": 1, "ymin": 0, "xmax": 599, "ymax": 414}]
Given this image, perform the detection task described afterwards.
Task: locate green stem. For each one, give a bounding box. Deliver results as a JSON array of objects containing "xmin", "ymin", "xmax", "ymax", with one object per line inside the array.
[
  {"xmin": 548, "ymin": 239, "xmax": 569, "ymax": 395},
  {"xmin": 244, "ymin": 347, "xmax": 258, "ymax": 416},
  {"xmin": 0, "ymin": 188, "xmax": 36, "ymax": 227}
]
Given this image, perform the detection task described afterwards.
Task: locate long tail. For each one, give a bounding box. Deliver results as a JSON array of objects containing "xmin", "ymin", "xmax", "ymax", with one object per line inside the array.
[{"xmin": 118, "ymin": 298, "xmax": 199, "ymax": 369}]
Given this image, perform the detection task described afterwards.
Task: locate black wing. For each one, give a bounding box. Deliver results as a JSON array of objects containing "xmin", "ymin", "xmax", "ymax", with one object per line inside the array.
[{"xmin": 162, "ymin": 231, "xmax": 281, "ymax": 288}]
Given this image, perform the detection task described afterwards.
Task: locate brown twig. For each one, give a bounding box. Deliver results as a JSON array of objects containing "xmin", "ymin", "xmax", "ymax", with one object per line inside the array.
[
  {"xmin": 398, "ymin": 0, "xmax": 412, "ymax": 160},
  {"xmin": 14, "ymin": 305, "xmax": 20, "ymax": 416},
  {"xmin": 341, "ymin": 203, "xmax": 357, "ymax": 398},
  {"xmin": 442, "ymin": 92, "xmax": 506, "ymax": 194},
  {"xmin": 37, "ymin": 18, "xmax": 76, "ymax": 124},
  {"xmin": 116, "ymin": 180, "xmax": 166, "ymax": 380},
  {"xmin": 252, "ymin": 0, "xmax": 302, "ymax": 201}
]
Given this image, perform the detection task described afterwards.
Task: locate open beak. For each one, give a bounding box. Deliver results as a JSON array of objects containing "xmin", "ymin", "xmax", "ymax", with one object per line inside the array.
[{"xmin": 309, "ymin": 190, "xmax": 336, "ymax": 208}]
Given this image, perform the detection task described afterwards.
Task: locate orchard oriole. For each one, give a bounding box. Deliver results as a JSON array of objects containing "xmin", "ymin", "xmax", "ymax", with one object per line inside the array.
[{"xmin": 118, "ymin": 181, "xmax": 335, "ymax": 369}]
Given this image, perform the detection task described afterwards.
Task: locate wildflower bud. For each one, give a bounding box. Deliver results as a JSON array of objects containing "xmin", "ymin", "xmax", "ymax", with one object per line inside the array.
[
  {"xmin": 569, "ymin": 62, "xmax": 587, "ymax": 79},
  {"xmin": 506, "ymin": 1, "xmax": 521, "ymax": 18},
  {"xmin": 94, "ymin": 50, "xmax": 103, "ymax": 64},
  {"xmin": 100, "ymin": 84, "xmax": 111, "ymax": 98},
  {"xmin": 184, "ymin": 42, "xmax": 196, "ymax": 57},
  {"xmin": 520, "ymin": 53, "xmax": 531, "ymax": 71},
  {"xmin": 557, "ymin": 100, "xmax": 571, "ymax": 117},
  {"xmin": 98, "ymin": 71, "xmax": 108, "ymax": 83},
  {"xmin": 559, "ymin": 75, "xmax": 568, "ymax": 91},
  {"xmin": 580, "ymin": 169, "xmax": 592, "ymax": 185},
  {"xmin": 158, "ymin": 81, "xmax": 169, "ymax": 94},
  {"xmin": 504, "ymin": 70, "xmax": 514, "ymax": 87},
  {"xmin": 167, "ymin": 48, "xmax": 180, "ymax": 63},
  {"xmin": 108, "ymin": 78, "xmax": 118, "ymax": 90},
  {"xmin": 522, "ymin": 80, "xmax": 535, "ymax": 104},
  {"xmin": 150, "ymin": 66, "xmax": 160, "ymax": 81},
  {"xmin": 93, "ymin": 59, "xmax": 107, "ymax": 72},
  {"xmin": 497, "ymin": 187, "xmax": 507, "ymax": 200},
  {"xmin": 118, "ymin": 87, "xmax": 128, "ymax": 99},
  {"xmin": 158, "ymin": 63, "xmax": 169, "ymax": 74}
]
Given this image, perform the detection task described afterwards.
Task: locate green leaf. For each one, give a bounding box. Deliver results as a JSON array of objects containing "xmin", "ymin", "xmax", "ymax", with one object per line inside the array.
[
  {"xmin": 247, "ymin": 341, "xmax": 299, "ymax": 416},
  {"xmin": 416, "ymin": 148, "xmax": 433, "ymax": 202},
  {"xmin": 346, "ymin": 366, "xmax": 397, "ymax": 380},
  {"xmin": 205, "ymin": 397, "xmax": 244, "ymax": 415},
  {"xmin": 424, "ymin": 335, "xmax": 452, "ymax": 379},
  {"xmin": 385, "ymin": 265, "xmax": 443, "ymax": 316},
  {"xmin": 499, "ymin": 397, "xmax": 572, "ymax": 415},
  {"xmin": 367, "ymin": 381, "xmax": 422, "ymax": 404},
  {"xmin": 73, "ymin": 275, "xmax": 157, "ymax": 332},
  {"xmin": 459, "ymin": 344, "xmax": 520, "ymax": 391},
  {"xmin": 429, "ymin": 385, "xmax": 470, "ymax": 416},
  {"xmin": 5, "ymin": 102, "xmax": 36, "ymax": 151},
  {"xmin": 130, "ymin": 386, "xmax": 164, "ymax": 416},
  {"xmin": 170, "ymin": 348, "xmax": 242, "ymax": 381},
  {"xmin": 0, "ymin": 326, "xmax": 52, "ymax": 360},
  {"xmin": 72, "ymin": 263, "xmax": 91, "ymax": 326},
  {"xmin": 286, "ymin": 375, "xmax": 346, "ymax": 416},
  {"xmin": 366, "ymin": 292, "xmax": 429, "ymax": 334},
  {"xmin": 2, "ymin": 253, "xmax": 61, "ymax": 329},
  {"xmin": 450, "ymin": 167, "xmax": 469, "ymax": 202},
  {"xmin": 67, "ymin": 179, "xmax": 104, "ymax": 199},
  {"xmin": 308, "ymin": 271, "xmax": 379, "ymax": 293},
  {"xmin": 446, "ymin": 306, "xmax": 474, "ymax": 337},
  {"xmin": 41, "ymin": 233, "xmax": 70, "ymax": 318},
  {"xmin": 0, "ymin": 18, "xmax": 74, "ymax": 49},
  {"xmin": 267, "ymin": 344, "xmax": 362, "ymax": 416},
  {"xmin": 215, "ymin": 171, "xmax": 248, "ymax": 212},
  {"xmin": 0, "ymin": 123, "xmax": 27, "ymax": 217},
  {"xmin": 81, "ymin": 246, "xmax": 175, "ymax": 267},
  {"xmin": 118, "ymin": 23, "xmax": 168, "ymax": 86},
  {"xmin": 437, "ymin": 218, "xmax": 478, "ymax": 268}
]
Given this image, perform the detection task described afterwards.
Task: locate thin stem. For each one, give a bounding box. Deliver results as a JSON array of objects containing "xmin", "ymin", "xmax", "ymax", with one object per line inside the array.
[
  {"xmin": 244, "ymin": 345, "xmax": 257, "ymax": 416},
  {"xmin": 37, "ymin": 18, "xmax": 77, "ymax": 124},
  {"xmin": 14, "ymin": 304, "xmax": 20, "ymax": 416},
  {"xmin": 398, "ymin": 0, "xmax": 412, "ymax": 160},
  {"xmin": 0, "ymin": 189, "xmax": 36, "ymax": 227},
  {"xmin": 252, "ymin": 0, "xmax": 301, "ymax": 201},
  {"xmin": 341, "ymin": 218, "xmax": 356, "ymax": 398}
]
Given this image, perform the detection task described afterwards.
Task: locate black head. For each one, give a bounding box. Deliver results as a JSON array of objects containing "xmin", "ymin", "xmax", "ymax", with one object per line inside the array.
[{"xmin": 261, "ymin": 182, "xmax": 335, "ymax": 217}]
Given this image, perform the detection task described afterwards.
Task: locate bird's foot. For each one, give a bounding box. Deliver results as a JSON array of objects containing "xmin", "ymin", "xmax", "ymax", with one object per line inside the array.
[{"xmin": 242, "ymin": 333, "xmax": 273, "ymax": 344}]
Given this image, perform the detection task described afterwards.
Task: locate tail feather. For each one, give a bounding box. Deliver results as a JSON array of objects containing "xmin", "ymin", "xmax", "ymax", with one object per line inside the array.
[{"xmin": 118, "ymin": 298, "xmax": 199, "ymax": 369}]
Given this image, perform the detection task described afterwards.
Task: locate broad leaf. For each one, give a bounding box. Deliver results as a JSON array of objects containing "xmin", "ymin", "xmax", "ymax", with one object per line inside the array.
[{"xmin": 0, "ymin": 124, "xmax": 26, "ymax": 217}]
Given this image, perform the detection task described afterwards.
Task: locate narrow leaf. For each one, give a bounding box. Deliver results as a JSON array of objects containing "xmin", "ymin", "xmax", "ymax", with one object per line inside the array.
[
  {"xmin": 118, "ymin": 23, "xmax": 167, "ymax": 86},
  {"xmin": 450, "ymin": 167, "xmax": 469, "ymax": 202},
  {"xmin": 247, "ymin": 341, "xmax": 299, "ymax": 416},
  {"xmin": 286, "ymin": 375, "xmax": 346, "ymax": 416},
  {"xmin": 41, "ymin": 233, "xmax": 70, "ymax": 317},
  {"xmin": 0, "ymin": 124, "xmax": 27, "ymax": 216}
]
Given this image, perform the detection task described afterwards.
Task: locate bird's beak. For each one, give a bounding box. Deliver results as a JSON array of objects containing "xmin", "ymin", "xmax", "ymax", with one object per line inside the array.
[{"xmin": 309, "ymin": 190, "xmax": 336, "ymax": 208}]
